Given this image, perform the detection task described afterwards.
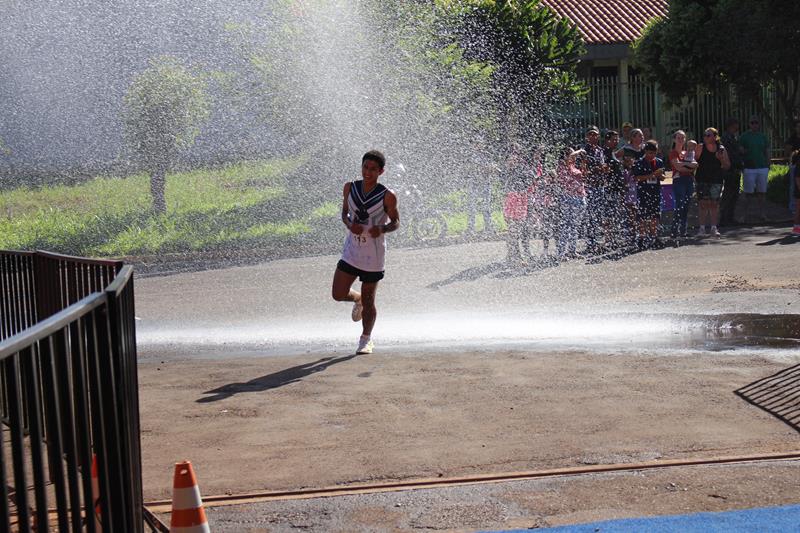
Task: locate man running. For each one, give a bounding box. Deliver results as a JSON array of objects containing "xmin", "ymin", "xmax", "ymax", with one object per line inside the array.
[{"xmin": 331, "ymin": 150, "xmax": 400, "ymax": 354}]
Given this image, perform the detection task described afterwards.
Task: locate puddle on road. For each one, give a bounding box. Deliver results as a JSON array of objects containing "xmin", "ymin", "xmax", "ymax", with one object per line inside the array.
[{"xmin": 693, "ymin": 314, "xmax": 800, "ymax": 351}]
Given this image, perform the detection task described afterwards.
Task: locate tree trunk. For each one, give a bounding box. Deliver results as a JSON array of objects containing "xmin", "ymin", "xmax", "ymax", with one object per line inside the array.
[{"xmin": 150, "ymin": 166, "xmax": 167, "ymax": 215}]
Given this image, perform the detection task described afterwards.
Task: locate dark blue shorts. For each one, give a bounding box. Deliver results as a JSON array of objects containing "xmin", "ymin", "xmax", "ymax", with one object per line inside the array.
[
  {"xmin": 637, "ymin": 184, "xmax": 661, "ymax": 220},
  {"xmin": 337, "ymin": 260, "xmax": 384, "ymax": 283}
]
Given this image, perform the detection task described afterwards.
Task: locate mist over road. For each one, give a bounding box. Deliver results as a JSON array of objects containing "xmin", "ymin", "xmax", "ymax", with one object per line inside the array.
[{"xmin": 135, "ymin": 227, "xmax": 800, "ymax": 359}]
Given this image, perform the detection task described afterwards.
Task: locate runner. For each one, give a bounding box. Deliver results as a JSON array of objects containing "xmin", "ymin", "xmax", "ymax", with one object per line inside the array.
[{"xmin": 331, "ymin": 150, "xmax": 400, "ymax": 355}]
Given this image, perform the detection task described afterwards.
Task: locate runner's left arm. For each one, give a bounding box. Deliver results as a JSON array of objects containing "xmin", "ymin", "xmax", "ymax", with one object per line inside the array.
[{"xmin": 368, "ymin": 190, "xmax": 400, "ymax": 238}]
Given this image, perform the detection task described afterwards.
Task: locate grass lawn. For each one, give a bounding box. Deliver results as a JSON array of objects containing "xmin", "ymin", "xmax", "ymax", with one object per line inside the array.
[{"xmin": 0, "ymin": 157, "xmax": 315, "ymax": 258}]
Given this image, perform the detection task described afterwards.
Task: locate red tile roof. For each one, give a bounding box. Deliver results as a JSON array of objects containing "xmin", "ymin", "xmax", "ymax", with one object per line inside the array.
[{"xmin": 542, "ymin": 0, "xmax": 668, "ymax": 45}]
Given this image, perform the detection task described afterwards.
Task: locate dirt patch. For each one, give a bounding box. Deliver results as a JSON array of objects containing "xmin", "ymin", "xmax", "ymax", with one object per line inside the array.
[
  {"xmin": 712, "ymin": 273, "xmax": 762, "ymax": 292},
  {"xmin": 138, "ymin": 350, "xmax": 800, "ymax": 500}
]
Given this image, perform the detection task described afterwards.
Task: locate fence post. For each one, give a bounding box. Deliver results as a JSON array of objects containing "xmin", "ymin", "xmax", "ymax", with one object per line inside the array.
[{"xmin": 620, "ymin": 59, "xmax": 630, "ymax": 125}]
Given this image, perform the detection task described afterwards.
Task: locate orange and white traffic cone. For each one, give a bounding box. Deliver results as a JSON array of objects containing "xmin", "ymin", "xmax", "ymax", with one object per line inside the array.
[
  {"xmin": 91, "ymin": 455, "xmax": 103, "ymax": 533},
  {"xmin": 170, "ymin": 461, "xmax": 210, "ymax": 533}
]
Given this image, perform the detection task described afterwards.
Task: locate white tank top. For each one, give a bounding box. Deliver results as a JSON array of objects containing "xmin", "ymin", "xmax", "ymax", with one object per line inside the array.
[{"xmin": 341, "ymin": 180, "xmax": 390, "ymax": 272}]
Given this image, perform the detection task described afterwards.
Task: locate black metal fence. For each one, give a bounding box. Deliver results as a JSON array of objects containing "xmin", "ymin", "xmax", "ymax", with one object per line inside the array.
[{"xmin": 0, "ymin": 251, "xmax": 143, "ymax": 532}]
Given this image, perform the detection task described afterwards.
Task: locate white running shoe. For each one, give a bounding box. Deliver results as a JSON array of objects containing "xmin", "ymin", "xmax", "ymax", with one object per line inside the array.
[
  {"xmin": 356, "ymin": 337, "xmax": 373, "ymax": 354},
  {"xmin": 710, "ymin": 226, "xmax": 721, "ymax": 238},
  {"xmin": 695, "ymin": 226, "xmax": 707, "ymax": 237},
  {"xmin": 351, "ymin": 301, "xmax": 363, "ymax": 322}
]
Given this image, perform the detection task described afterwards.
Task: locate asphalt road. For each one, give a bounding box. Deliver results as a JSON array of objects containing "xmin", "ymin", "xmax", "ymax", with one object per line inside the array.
[{"xmin": 135, "ymin": 225, "xmax": 800, "ymax": 359}]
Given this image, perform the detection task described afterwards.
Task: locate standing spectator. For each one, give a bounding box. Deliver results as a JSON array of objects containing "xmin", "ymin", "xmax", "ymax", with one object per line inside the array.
[
  {"xmin": 641, "ymin": 126, "xmax": 654, "ymax": 142},
  {"xmin": 531, "ymin": 169, "xmax": 559, "ymax": 258},
  {"xmin": 525, "ymin": 147, "xmax": 549, "ymax": 257},
  {"xmin": 603, "ymin": 130, "xmax": 627, "ymax": 249},
  {"xmin": 739, "ymin": 115, "xmax": 771, "ymax": 222},
  {"xmin": 719, "ymin": 118, "xmax": 744, "ymax": 226},
  {"xmin": 668, "ymin": 130, "xmax": 697, "ymax": 241},
  {"xmin": 621, "ymin": 154, "xmax": 639, "ymax": 247},
  {"xmin": 556, "ymin": 147, "xmax": 586, "ymax": 259},
  {"xmin": 791, "ymin": 149, "xmax": 800, "ymax": 235},
  {"xmin": 465, "ymin": 138, "xmax": 497, "ymax": 237},
  {"xmin": 620, "ymin": 121, "xmax": 634, "ymax": 144},
  {"xmin": 580, "ymin": 125, "xmax": 609, "ymax": 254},
  {"xmin": 694, "ymin": 127, "xmax": 731, "ymax": 237},
  {"xmin": 633, "ymin": 140, "xmax": 666, "ymax": 249},
  {"xmin": 784, "ymin": 120, "xmax": 800, "ymax": 157},
  {"xmin": 616, "ymin": 128, "xmax": 645, "ymax": 160},
  {"xmin": 502, "ymin": 145, "xmax": 532, "ymax": 264},
  {"xmin": 785, "ymin": 120, "xmax": 800, "ymax": 214}
]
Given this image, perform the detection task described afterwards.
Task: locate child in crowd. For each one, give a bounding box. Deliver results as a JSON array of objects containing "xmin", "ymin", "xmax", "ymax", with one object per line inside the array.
[
  {"xmin": 622, "ymin": 155, "xmax": 639, "ymax": 247},
  {"xmin": 503, "ymin": 146, "xmax": 532, "ymax": 264},
  {"xmin": 633, "ymin": 141, "xmax": 666, "ymax": 249},
  {"xmin": 530, "ymin": 170, "xmax": 559, "ymax": 258},
  {"xmin": 556, "ymin": 147, "xmax": 587, "ymax": 259},
  {"xmin": 683, "ymin": 140, "xmax": 697, "ymax": 163}
]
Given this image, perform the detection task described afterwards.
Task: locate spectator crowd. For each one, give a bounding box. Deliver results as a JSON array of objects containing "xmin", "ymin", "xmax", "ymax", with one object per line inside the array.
[{"xmin": 495, "ymin": 116, "xmax": 800, "ymax": 265}]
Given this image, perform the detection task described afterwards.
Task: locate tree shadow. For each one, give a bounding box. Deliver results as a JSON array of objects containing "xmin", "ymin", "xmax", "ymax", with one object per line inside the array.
[
  {"xmin": 735, "ymin": 362, "xmax": 800, "ymax": 433},
  {"xmin": 427, "ymin": 261, "xmax": 507, "ymax": 289},
  {"xmin": 196, "ymin": 353, "xmax": 359, "ymax": 403},
  {"xmin": 492, "ymin": 255, "xmax": 560, "ymax": 278},
  {"xmin": 755, "ymin": 235, "xmax": 800, "ymax": 246}
]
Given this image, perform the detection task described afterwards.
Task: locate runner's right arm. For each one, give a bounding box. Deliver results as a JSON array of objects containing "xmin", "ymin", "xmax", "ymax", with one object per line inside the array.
[{"xmin": 342, "ymin": 182, "xmax": 363, "ymax": 235}]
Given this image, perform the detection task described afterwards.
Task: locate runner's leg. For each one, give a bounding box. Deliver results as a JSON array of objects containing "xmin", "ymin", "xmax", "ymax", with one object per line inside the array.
[
  {"xmin": 332, "ymin": 268, "xmax": 360, "ymax": 303},
  {"xmin": 360, "ymin": 282, "xmax": 378, "ymax": 336}
]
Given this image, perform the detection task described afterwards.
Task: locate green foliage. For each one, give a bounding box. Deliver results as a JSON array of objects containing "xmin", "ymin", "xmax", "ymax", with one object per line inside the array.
[
  {"xmin": 633, "ymin": 0, "xmax": 800, "ymax": 135},
  {"xmin": 221, "ymin": 0, "xmax": 585, "ymax": 175},
  {"xmin": 123, "ymin": 56, "xmax": 210, "ymax": 171},
  {"xmin": 0, "ymin": 157, "xmax": 307, "ymax": 257},
  {"xmin": 767, "ymin": 164, "xmax": 790, "ymax": 205},
  {"xmin": 438, "ymin": 0, "xmax": 586, "ymax": 96}
]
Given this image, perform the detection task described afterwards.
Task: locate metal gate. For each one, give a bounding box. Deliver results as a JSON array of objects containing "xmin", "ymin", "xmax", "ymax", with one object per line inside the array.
[{"xmin": 0, "ymin": 251, "xmax": 144, "ymax": 532}]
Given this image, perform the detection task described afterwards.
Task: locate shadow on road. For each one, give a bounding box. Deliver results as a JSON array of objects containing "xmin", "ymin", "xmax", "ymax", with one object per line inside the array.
[
  {"xmin": 427, "ymin": 261, "xmax": 507, "ymax": 289},
  {"xmin": 755, "ymin": 234, "xmax": 800, "ymax": 246},
  {"xmin": 196, "ymin": 353, "xmax": 359, "ymax": 403},
  {"xmin": 735, "ymin": 362, "xmax": 800, "ymax": 433}
]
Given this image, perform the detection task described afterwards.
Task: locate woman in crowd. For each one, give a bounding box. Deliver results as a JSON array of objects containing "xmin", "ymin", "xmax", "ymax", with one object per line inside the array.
[
  {"xmin": 694, "ymin": 127, "xmax": 731, "ymax": 237},
  {"xmin": 669, "ymin": 130, "xmax": 698, "ymax": 240},
  {"xmin": 616, "ymin": 128, "xmax": 645, "ymax": 160},
  {"xmin": 556, "ymin": 147, "xmax": 587, "ymax": 259},
  {"xmin": 503, "ymin": 145, "xmax": 533, "ymax": 264}
]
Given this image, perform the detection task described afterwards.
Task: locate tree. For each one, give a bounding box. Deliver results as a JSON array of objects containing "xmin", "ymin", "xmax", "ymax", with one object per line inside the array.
[
  {"xmin": 220, "ymin": 1, "xmax": 501, "ymax": 190},
  {"xmin": 123, "ymin": 57, "xmax": 209, "ymax": 214},
  {"xmin": 633, "ymin": 0, "xmax": 800, "ymax": 137},
  {"xmin": 222, "ymin": 0, "xmax": 584, "ymax": 188},
  {"xmin": 437, "ymin": 0, "xmax": 586, "ymax": 143}
]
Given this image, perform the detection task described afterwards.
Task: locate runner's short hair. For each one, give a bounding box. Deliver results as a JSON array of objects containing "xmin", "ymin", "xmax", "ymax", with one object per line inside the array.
[
  {"xmin": 644, "ymin": 140, "xmax": 659, "ymax": 152},
  {"xmin": 605, "ymin": 130, "xmax": 619, "ymax": 139},
  {"xmin": 362, "ymin": 150, "xmax": 386, "ymax": 169}
]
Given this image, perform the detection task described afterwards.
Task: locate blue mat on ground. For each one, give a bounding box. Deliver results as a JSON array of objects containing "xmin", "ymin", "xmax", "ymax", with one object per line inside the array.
[{"xmin": 483, "ymin": 504, "xmax": 800, "ymax": 532}]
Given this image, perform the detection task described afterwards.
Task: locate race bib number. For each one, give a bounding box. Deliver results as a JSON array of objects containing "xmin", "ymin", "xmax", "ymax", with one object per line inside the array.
[{"xmin": 351, "ymin": 233, "xmax": 369, "ymax": 245}]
